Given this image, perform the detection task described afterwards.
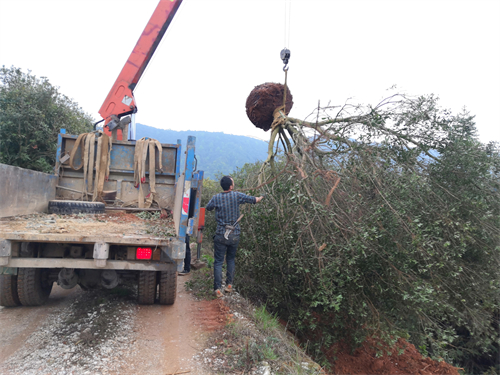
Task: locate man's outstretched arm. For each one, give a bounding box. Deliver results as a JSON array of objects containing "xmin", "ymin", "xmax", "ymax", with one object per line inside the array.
[
  {"xmin": 236, "ymin": 192, "xmax": 263, "ymax": 204},
  {"xmin": 206, "ymin": 197, "xmax": 216, "ymax": 211}
]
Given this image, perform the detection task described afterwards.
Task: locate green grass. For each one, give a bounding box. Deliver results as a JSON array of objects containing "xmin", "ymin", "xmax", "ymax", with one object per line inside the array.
[
  {"xmin": 184, "ymin": 267, "xmax": 216, "ymax": 300},
  {"xmin": 254, "ymin": 305, "xmax": 280, "ymax": 331},
  {"xmin": 201, "ymin": 253, "xmax": 214, "ymax": 268},
  {"xmin": 262, "ymin": 344, "xmax": 279, "ymax": 361}
]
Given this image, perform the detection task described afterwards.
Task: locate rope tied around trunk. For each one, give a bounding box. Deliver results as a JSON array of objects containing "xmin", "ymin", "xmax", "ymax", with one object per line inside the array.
[
  {"xmin": 271, "ymin": 105, "xmax": 287, "ymax": 130},
  {"xmin": 271, "ymin": 68, "xmax": 289, "ymax": 131}
]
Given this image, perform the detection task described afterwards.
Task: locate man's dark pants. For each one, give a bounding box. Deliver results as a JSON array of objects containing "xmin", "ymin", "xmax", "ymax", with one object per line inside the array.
[
  {"xmin": 183, "ymin": 235, "xmax": 191, "ymax": 272},
  {"xmin": 213, "ymin": 233, "xmax": 239, "ymax": 291}
]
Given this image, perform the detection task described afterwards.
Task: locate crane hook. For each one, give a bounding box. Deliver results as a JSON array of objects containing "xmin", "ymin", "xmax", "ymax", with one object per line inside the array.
[{"xmin": 280, "ymin": 48, "xmax": 290, "ymax": 71}]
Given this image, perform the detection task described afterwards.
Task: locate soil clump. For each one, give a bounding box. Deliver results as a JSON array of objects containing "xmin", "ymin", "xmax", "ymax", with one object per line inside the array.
[{"xmin": 246, "ymin": 82, "xmax": 293, "ymax": 131}]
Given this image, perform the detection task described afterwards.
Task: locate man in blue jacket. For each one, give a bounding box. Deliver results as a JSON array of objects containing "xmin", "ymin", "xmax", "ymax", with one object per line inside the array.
[{"xmin": 206, "ymin": 176, "xmax": 263, "ymax": 298}]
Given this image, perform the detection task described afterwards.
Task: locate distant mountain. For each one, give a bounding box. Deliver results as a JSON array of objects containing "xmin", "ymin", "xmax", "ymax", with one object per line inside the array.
[{"xmin": 136, "ymin": 123, "xmax": 269, "ymax": 180}]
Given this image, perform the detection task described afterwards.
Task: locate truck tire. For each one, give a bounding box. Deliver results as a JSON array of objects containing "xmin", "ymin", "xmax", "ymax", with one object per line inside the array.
[
  {"xmin": 0, "ymin": 274, "xmax": 21, "ymax": 307},
  {"xmin": 137, "ymin": 271, "xmax": 156, "ymax": 305},
  {"xmin": 48, "ymin": 200, "xmax": 105, "ymax": 215},
  {"xmin": 158, "ymin": 270, "xmax": 177, "ymax": 305},
  {"xmin": 17, "ymin": 268, "xmax": 53, "ymax": 306}
]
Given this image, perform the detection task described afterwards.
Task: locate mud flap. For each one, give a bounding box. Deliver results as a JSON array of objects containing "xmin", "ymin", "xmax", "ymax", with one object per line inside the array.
[{"xmin": 160, "ymin": 241, "xmax": 185, "ymax": 272}]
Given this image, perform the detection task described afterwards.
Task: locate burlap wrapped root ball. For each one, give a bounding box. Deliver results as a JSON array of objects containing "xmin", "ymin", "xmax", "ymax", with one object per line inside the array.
[{"xmin": 245, "ymin": 82, "xmax": 293, "ymax": 132}]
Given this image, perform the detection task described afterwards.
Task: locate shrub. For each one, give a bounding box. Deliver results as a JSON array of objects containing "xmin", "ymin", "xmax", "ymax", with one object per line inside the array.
[{"xmin": 0, "ymin": 66, "xmax": 93, "ymax": 172}]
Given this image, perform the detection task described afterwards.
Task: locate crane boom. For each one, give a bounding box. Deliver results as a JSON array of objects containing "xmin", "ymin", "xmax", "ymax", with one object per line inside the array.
[{"xmin": 99, "ymin": 0, "xmax": 183, "ymax": 140}]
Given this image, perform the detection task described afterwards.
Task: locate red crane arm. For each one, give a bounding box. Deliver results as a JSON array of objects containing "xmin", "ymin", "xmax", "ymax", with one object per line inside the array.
[{"xmin": 99, "ymin": 0, "xmax": 183, "ymax": 139}]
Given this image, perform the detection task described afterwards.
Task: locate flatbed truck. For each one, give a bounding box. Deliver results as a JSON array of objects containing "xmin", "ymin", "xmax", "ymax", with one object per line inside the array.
[{"xmin": 0, "ymin": 131, "xmax": 203, "ymax": 306}]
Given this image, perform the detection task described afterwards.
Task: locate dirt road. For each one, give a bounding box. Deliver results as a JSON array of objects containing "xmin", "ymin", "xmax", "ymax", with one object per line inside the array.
[{"xmin": 0, "ymin": 276, "xmax": 223, "ymax": 375}]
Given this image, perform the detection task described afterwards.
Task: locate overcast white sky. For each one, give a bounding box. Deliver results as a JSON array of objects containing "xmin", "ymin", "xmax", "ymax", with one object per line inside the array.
[{"xmin": 1, "ymin": 0, "xmax": 499, "ymax": 143}]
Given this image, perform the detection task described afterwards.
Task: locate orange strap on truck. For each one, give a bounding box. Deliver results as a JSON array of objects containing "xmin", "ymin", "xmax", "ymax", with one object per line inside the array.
[
  {"xmin": 132, "ymin": 137, "xmax": 163, "ymax": 208},
  {"xmin": 69, "ymin": 132, "xmax": 112, "ymax": 202}
]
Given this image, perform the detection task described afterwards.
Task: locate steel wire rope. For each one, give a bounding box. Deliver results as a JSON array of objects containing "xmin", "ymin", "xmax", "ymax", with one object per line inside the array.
[
  {"xmin": 284, "ymin": 0, "xmax": 292, "ymax": 49},
  {"xmin": 282, "ymin": 0, "xmax": 292, "ymax": 120}
]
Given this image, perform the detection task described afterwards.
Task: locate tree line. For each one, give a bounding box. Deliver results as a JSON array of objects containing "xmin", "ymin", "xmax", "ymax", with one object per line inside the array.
[{"xmin": 0, "ymin": 66, "xmax": 93, "ymax": 172}]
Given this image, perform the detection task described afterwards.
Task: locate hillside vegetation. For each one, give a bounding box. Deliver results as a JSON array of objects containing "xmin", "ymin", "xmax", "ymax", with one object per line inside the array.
[
  {"xmin": 136, "ymin": 124, "xmax": 269, "ymax": 179},
  {"xmin": 202, "ymin": 94, "xmax": 499, "ymax": 374},
  {"xmin": 0, "ymin": 67, "xmax": 93, "ymax": 172}
]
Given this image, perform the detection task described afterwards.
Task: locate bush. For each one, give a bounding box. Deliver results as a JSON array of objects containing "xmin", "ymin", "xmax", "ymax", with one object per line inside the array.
[{"xmin": 0, "ymin": 66, "xmax": 93, "ymax": 172}]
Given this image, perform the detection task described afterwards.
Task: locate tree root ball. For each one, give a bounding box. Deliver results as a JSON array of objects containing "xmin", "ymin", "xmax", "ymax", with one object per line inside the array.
[{"xmin": 245, "ymin": 82, "xmax": 293, "ymax": 132}]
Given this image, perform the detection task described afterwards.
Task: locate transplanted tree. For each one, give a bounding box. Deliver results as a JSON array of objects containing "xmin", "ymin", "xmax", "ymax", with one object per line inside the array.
[
  {"xmin": 0, "ymin": 66, "xmax": 93, "ymax": 173},
  {"xmin": 235, "ymin": 92, "xmax": 500, "ymax": 373}
]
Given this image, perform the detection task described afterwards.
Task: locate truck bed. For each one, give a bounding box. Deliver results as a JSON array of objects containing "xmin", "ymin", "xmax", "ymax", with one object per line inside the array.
[{"xmin": 0, "ymin": 211, "xmax": 175, "ymax": 246}]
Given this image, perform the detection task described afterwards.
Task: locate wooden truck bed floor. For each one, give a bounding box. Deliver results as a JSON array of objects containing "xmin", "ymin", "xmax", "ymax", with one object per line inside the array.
[{"xmin": 0, "ymin": 211, "xmax": 176, "ymax": 246}]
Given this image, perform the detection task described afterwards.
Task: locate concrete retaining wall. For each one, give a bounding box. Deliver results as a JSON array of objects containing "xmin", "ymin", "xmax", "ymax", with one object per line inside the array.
[{"xmin": 0, "ymin": 164, "xmax": 57, "ymax": 218}]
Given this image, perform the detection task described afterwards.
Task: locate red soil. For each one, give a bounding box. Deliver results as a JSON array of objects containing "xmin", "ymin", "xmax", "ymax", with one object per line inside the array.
[
  {"xmin": 99, "ymin": 211, "xmax": 143, "ymax": 223},
  {"xmin": 278, "ymin": 314, "xmax": 460, "ymax": 375},
  {"xmin": 192, "ymin": 299, "xmax": 231, "ymax": 332},
  {"xmin": 326, "ymin": 337, "xmax": 460, "ymax": 375}
]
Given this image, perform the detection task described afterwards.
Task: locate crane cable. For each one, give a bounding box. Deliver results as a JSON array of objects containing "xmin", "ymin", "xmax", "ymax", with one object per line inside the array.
[
  {"xmin": 284, "ymin": 0, "xmax": 291, "ymax": 52},
  {"xmin": 272, "ymin": 1, "xmax": 292, "ymax": 132},
  {"xmin": 281, "ymin": 0, "xmax": 292, "ymax": 121},
  {"xmin": 281, "ymin": 0, "xmax": 291, "ymax": 72}
]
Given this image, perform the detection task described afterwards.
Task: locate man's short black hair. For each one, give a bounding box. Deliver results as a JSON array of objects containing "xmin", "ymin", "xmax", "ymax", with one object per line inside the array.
[{"xmin": 220, "ymin": 176, "xmax": 233, "ymax": 191}]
